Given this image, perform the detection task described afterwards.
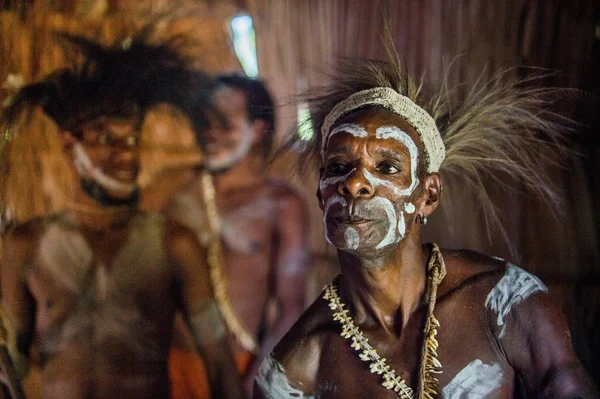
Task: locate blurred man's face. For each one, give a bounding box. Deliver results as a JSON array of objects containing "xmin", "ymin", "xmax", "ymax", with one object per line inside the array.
[
  {"xmin": 72, "ymin": 116, "xmax": 141, "ymax": 203},
  {"xmin": 204, "ymin": 86, "xmax": 254, "ymax": 172}
]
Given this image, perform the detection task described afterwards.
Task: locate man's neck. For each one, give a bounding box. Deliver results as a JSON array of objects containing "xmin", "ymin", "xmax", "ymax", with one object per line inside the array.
[
  {"xmin": 338, "ymin": 235, "xmax": 428, "ymax": 335},
  {"xmin": 212, "ymin": 152, "xmax": 267, "ymax": 195},
  {"xmin": 67, "ymin": 184, "xmax": 138, "ymax": 232}
]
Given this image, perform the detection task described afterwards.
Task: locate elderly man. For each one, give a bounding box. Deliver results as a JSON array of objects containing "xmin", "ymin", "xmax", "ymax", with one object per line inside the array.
[
  {"xmin": 167, "ymin": 74, "xmax": 308, "ymax": 397},
  {"xmin": 0, "ymin": 33, "xmax": 242, "ymax": 399},
  {"xmin": 254, "ymin": 56, "xmax": 598, "ymax": 398}
]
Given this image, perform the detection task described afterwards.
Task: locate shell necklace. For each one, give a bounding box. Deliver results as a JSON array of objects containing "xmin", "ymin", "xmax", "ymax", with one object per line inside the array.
[{"xmin": 323, "ymin": 243, "xmax": 446, "ymax": 399}]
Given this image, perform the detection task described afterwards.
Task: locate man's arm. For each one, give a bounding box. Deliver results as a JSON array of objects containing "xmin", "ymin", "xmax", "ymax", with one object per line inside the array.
[
  {"xmin": 166, "ymin": 221, "xmax": 243, "ymax": 399},
  {"xmin": 246, "ymin": 188, "xmax": 309, "ymax": 391},
  {"xmin": 500, "ymin": 289, "xmax": 598, "ymax": 398}
]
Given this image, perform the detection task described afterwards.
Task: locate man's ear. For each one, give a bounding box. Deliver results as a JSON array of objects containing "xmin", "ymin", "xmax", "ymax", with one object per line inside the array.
[
  {"xmin": 317, "ymin": 168, "xmax": 325, "ymax": 210},
  {"xmin": 416, "ymin": 173, "xmax": 442, "ymax": 221}
]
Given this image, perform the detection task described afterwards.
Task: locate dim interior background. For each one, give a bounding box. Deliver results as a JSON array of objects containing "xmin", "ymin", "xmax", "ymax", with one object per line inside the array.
[{"xmin": 1, "ymin": 0, "xmax": 599, "ymax": 389}]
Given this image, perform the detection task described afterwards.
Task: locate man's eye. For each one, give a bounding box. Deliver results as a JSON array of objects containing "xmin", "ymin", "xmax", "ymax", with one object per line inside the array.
[
  {"xmin": 327, "ymin": 163, "xmax": 347, "ymax": 174},
  {"xmin": 378, "ymin": 164, "xmax": 400, "ymax": 174}
]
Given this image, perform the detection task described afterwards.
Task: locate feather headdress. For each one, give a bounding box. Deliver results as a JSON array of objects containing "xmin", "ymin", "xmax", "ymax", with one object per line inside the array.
[{"xmin": 290, "ymin": 40, "xmax": 574, "ymax": 245}]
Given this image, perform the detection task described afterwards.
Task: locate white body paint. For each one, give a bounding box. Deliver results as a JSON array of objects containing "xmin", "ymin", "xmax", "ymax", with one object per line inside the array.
[
  {"xmin": 322, "ymin": 123, "xmax": 367, "ymax": 157},
  {"xmin": 442, "ymin": 359, "xmax": 504, "ymax": 398},
  {"xmin": 73, "ymin": 143, "xmax": 137, "ymax": 194},
  {"xmin": 344, "ymin": 227, "xmax": 359, "ymax": 250},
  {"xmin": 485, "ymin": 264, "xmax": 548, "ymax": 338},
  {"xmin": 255, "ymin": 356, "xmax": 314, "ymax": 399},
  {"xmin": 404, "ymin": 202, "xmax": 415, "ymax": 214}
]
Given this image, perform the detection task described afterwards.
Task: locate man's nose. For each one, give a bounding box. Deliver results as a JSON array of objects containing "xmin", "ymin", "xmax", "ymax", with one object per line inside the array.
[{"xmin": 338, "ymin": 168, "xmax": 374, "ymax": 198}]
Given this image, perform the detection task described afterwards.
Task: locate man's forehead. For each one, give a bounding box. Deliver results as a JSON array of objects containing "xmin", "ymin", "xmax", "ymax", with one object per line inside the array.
[
  {"xmin": 338, "ymin": 108, "xmax": 418, "ymax": 136},
  {"xmin": 326, "ymin": 109, "xmax": 422, "ymax": 152}
]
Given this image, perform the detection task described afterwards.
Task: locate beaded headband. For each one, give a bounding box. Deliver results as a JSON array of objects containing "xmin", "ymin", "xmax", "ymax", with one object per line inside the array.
[{"xmin": 321, "ymin": 87, "xmax": 445, "ymax": 173}]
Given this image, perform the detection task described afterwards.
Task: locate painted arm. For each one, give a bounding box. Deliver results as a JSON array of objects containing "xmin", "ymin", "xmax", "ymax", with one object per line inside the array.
[
  {"xmin": 500, "ymin": 290, "xmax": 598, "ymax": 398},
  {"xmin": 244, "ymin": 190, "xmax": 309, "ymax": 392},
  {"xmin": 167, "ymin": 221, "xmax": 243, "ymax": 399}
]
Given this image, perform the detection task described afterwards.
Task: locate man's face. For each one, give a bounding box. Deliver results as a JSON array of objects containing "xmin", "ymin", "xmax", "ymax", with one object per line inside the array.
[
  {"xmin": 204, "ymin": 86, "xmax": 254, "ymax": 172},
  {"xmin": 319, "ymin": 109, "xmax": 423, "ymax": 259},
  {"xmin": 73, "ymin": 116, "xmax": 140, "ymax": 201}
]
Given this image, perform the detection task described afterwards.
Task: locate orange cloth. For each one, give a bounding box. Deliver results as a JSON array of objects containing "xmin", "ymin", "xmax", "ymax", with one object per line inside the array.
[{"xmin": 169, "ymin": 348, "xmax": 254, "ymax": 399}]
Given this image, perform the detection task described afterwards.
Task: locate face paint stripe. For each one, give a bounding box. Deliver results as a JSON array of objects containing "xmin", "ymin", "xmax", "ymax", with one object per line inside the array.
[
  {"xmin": 319, "ymin": 168, "xmax": 356, "ymax": 192},
  {"xmin": 375, "ymin": 126, "xmax": 420, "ymax": 195},
  {"xmin": 322, "ymin": 123, "xmax": 368, "ymax": 157},
  {"xmin": 344, "ymin": 227, "xmax": 359, "ymax": 250},
  {"xmin": 73, "ymin": 143, "xmax": 137, "ymax": 194}
]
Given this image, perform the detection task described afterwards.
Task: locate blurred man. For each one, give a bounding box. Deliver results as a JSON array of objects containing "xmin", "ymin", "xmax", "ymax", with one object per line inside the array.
[
  {"xmin": 168, "ymin": 75, "xmax": 309, "ymax": 397},
  {"xmin": 0, "ymin": 33, "xmax": 242, "ymax": 399},
  {"xmin": 254, "ymin": 53, "xmax": 598, "ymax": 397}
]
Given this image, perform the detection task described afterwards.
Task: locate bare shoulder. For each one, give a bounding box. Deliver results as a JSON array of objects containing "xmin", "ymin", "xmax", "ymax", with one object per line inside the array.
[
  {"xmin": 437, "ymin": 248, "xmax": 542, "ymax": 299},
  {"xmin": 256, "ymin": 291, "xmax": 332, "ymax": 395}
]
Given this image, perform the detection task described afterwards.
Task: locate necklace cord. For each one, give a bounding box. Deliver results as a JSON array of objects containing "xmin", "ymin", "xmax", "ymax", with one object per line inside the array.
[{"xmin": 201, "ymin": 172, "xmax": 259, "ymax": 353}]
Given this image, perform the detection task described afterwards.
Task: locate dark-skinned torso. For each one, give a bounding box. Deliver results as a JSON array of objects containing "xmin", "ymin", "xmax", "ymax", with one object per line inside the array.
[
  {"xmin": 254, "ymin": 109, "xmax": 596, "ymax": 398},
  {"xmin": 168, "ymin": 157, "xmax": 303, "ymax": 355},
  {"xmin": 2, "ymin": 208, "xmax": 180, "ymax": 399}
]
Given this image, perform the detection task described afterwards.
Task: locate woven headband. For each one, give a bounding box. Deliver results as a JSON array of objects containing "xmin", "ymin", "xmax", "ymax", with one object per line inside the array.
[{"xmin": 321, "ymin": 87, "xmax": 445, "ymax": 173}]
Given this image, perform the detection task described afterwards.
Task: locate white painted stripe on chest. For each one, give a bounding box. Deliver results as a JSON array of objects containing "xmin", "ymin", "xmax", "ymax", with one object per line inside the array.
[
  {"xmin": 485, "ymin": 263, "xmax": 548, "ymax": 338},
  {"xmin": 255, "ymin": 356, "xmax": 314, "ymax": 399},
  {"xmin": 442, "ymin": 359, "xmax": 504, "ymax": 398}
]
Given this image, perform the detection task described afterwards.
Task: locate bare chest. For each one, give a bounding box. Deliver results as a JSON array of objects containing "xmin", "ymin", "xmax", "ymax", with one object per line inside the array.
[
  {"xmin": 219, "ymin": 191, "xmax": 278, "ymax": 257},
  {"xmin": 26, "ymin": 217, "xmax": 175, "ymax": 356},
  {"xmin": 314, "ymin": 304, "xmax": 513, "ymax": 398}
]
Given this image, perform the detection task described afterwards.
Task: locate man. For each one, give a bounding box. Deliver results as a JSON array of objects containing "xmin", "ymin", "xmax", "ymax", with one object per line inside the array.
[
  {"xmin": 167, "ymin": 75, "xmax": 308, "ymax": 397},
  {"xmin": 254, "ymin": 56, "xmax": 599, "ymax": 397},
  {"xmin": 0, "ymin": 33, "xmax": 242, "ymax": 399}
]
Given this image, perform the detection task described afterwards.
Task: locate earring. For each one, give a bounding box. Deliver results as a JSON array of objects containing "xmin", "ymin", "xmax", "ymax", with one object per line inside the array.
[{"xmin": 418, "ymin": 215, "xmax": 428, "ymax": 225}]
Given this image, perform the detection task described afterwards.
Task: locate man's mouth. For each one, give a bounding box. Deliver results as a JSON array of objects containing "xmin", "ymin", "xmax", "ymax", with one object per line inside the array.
[{"xmin": 334, "ymin": 215, "xmax": 373, "ymax": 225}]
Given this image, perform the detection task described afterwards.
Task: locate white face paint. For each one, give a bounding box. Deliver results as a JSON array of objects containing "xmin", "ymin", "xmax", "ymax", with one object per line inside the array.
[
  {"xmin": 206, "ymin": 126, "xmax": 253, "ymax": 172},
  {"xmin": 323, "ymin": 194, "xmax": 347, "ymax": 245},
  {"xmin": 375, "ymin": 126, "xmax": 420, "ymax": 194},
  {"xmin": 485, "ymin": 264, "xmax": 548, "ymax": 338},
  {"xmin": 321, "ymin": 123, "xmax": 422, "ymax": 251},
  {"xmin": 366, "ymin": 196, "xmax": 398, "ymax": 249},
  {"xmin": 442, "ymin": 359, "xmax": 504, "ymax": 398},
  {"xmin": 319, "ymin": 168, "xmax": 356, "ymax": 193},
  {"xmin": 344, "ymin": 227, "xmax": 359, "ymax": 250},
  {"xmin": 397, "ymin": 211, "xmax": 406, "ymax": 238},
  {"xmin": 73, "ymin": 143, "xmax": 137, "ymax": 195},
  {"xmin": 255, "ymin": 356, "xmax": 314, "ymax": 399},
  {"xmin": 321, "ymin": 123, "xmax": 367, "ymax": 158}
]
